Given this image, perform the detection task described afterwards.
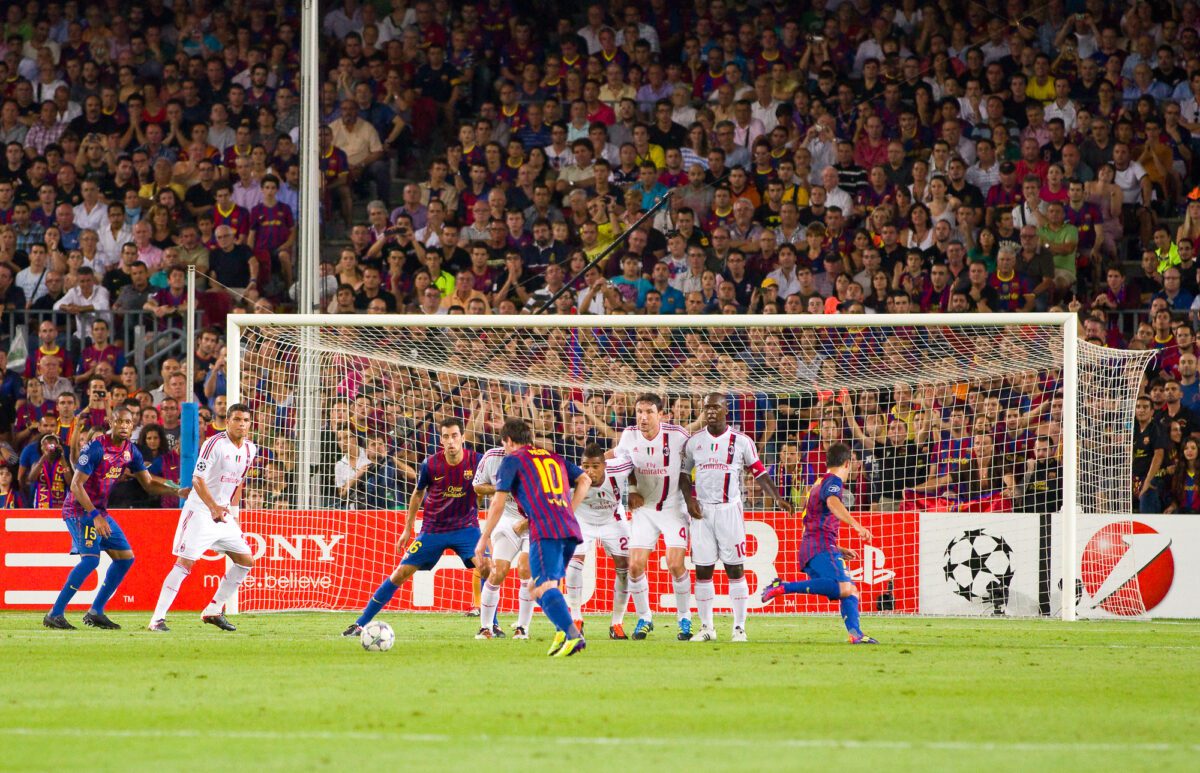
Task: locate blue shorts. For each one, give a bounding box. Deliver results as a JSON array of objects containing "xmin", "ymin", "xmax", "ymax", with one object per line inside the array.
[
  {"xmin": 65, "ymin": 515, "xmax": 131, "ymax": 555},
  {"xmin": 401, "ymin": 526, "xmax": 481, "ymax": 570},
  {"xmin": 803, "ymin": 550, "xmax": 852, "ymax": 584},
  {"xmin": 529, "ymin": 537, "xmax": 579, "ymax": 586}
]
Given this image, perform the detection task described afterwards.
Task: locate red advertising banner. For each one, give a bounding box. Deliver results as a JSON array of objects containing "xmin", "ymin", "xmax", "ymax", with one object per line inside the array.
[
  {"xmin": 0, "ymin": 510, "xmax": 225, "ymax": 612},
  {"xmin": 0, "ymin": 509, "xmax": 919, "ymax": 614}
]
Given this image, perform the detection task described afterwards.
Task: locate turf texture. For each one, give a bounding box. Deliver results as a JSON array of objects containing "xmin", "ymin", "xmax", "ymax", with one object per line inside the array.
[{"xmin": 1, "ymin": 612, "xmax": 1197, "ymax": 771}]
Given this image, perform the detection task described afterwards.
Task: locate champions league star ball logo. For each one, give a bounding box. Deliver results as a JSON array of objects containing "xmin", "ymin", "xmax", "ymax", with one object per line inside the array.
[
  {"xmin": 1081, "ymin": 521, "xmax": 1174, "ymax": 616},
  {"xmin": 943, "ymin": 529, "xmax": 1014, "ymax": 614}
]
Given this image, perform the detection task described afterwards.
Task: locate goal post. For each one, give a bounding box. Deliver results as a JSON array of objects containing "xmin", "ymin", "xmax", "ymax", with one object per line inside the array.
[{"xmin": 225, "ymin": 312, "xmax": 1152, "ymax": 620}]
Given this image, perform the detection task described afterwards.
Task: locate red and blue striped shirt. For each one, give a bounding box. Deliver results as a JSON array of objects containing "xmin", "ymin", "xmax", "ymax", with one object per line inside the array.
[
  {"xmin": 250, "ymin": 201, "xmax": 295, "ymax": 255},
  {"xmin": 797, "ymin": 473, "xmax": 845, "ymax": 569},
  {"xmin": 495, "ymin": 446, "xmax": 584, "ymax": 543},
  {"xmin": 62, "ymin": 435, "xmax": 146, "ymax": 519},
  {"xmin": 416, "ymin": 448, "xmax": 480, "ymax": 533}
]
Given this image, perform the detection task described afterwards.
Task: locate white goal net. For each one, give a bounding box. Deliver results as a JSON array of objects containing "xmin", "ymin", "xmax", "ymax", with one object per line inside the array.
[{"xmin": 225, "ymin": 314, "xmax": 1152, "ymax": 620}]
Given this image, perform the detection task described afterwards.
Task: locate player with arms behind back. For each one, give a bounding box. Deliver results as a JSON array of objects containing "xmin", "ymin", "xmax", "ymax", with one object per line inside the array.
[
  {"xmin": 575, "ymin": 443, "xmax": 634, "ymax": 639},
  {"xmin": 474, "ymin": 445, "xmax": 534, "ymax": 639},
  {"xmin": 681, "ymin": 393, "xmax": 793, "ymax": 642},
  {"xmin": 343, "ymin": 417, "xmax": 483, "ymax": 637},
  {"xmin": 148, "ymin": 403, "xmax": 258, "ymax": 632},
  {"xmin": 476, "ymin": 419, "xmax": 592, "ymax": 657},
  {"xmin": 761, "ymin": 442, "xmax": 878, "ymax": 644},
  {"xmin": 608, "ymin": 393, "xmax": 694, "ymax": 640},
  {"xmin": 44, "ymin": 406, "xmax": 181, "ymax": 630}
]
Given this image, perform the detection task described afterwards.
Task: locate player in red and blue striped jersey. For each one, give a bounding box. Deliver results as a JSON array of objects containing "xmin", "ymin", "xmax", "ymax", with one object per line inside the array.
[
  {"xmin": 343, "ymin": 417, "xmax": 483, "ymax": 637},
  {"xmin": 761, "ymin": 443, "xmax": 879, "ymax": 644},
  {"xmin": 44, "ymin": 406, "xmax": 182, "ymax": 630},
  {"xmin": 476, "ymin": 419, "xmax": 592, "ymax": 657}
]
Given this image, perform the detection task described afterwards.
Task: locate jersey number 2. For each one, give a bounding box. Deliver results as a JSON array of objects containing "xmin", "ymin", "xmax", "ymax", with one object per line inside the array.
[{"xmin": 532, "ymin": 458, "xmax": 565, "ymax": 495}]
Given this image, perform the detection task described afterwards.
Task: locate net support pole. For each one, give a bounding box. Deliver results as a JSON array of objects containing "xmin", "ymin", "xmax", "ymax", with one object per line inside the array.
[
  {"xmin": 179, "ymin": 266, "xmax": 199, "ymax": 507},
  {"xmin": 1061, "ymin": 316, "xmax": 1079, "ymax": 621},
  {"xmin": 224, "ymin": 316, "xmax": 242, "ymax": 616},
  {"xmin": 296, "ymin": 327, "xmax": 320, "ymax": 509},
  {"xmin": 297, "ymin": 0, "xmax": 321, "ymax": 313}
]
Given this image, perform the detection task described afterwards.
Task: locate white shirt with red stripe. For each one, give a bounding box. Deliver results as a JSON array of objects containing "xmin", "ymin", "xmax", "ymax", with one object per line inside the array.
[
  {"xmin": 184, "ymin": 432, "xmax": 258, "ymax": 513},
  {"xmin": 576, "ymin": 461, "xmax": 629, "ymax": 527},
  {"xmin": 683, "ymin": 427, "xmax": 767, "ymax": 505},
  {"xmin": 613, "ymin": 422, "xmax": 690, "ymax": 511}
]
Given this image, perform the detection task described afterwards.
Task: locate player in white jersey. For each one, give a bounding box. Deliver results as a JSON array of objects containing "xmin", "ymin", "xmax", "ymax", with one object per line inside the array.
[
  {"xmin": 607, "ymin": 393, "xmax": 694, "ymax": 641},
  {"xmin": 473, "ymin": 446, "xmax": 535, "ymax": 639},
  {"xmin": 681, "ymin": 393, "xmax": 792, "ymax": 642},
  {"xmin": 571, "ymin": 443, "xmax": 634, "ymax": 639},
  {"xmin": 148, "ymin": 404, "xmax": 258, "ymax": 632}
]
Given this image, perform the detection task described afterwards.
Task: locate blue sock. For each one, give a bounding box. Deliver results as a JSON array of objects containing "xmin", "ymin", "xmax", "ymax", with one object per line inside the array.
[
  {"xmin": 50, "ymin": 554, "xmax": 100, "ymax": 617},
  {"xmin": 782, "ymin": 578, "xmax": 840, "ymax": 599},
  {"xmin": 356, "ymin": 577, "xmax": 399, "ymax": 626},
  {"xmin": 840, "ymin": 595, "xmax": 862, "ymax": 636},
  {"xmin": 538, "ymin": 588, "xmax": 578, "ymax": 638},
  {"xmin": 91, "ymin": 557, "xmax": 134, "ymax": 614}
]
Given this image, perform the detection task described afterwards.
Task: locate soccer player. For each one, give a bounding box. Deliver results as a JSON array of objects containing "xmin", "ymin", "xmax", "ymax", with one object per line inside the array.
[
  {"xmin": 148, "ymin": 404, "xmax": 258, "ymax": 632},
  {"xmin": 475, "ymin": 419, "xmax": 591, "ymax": 657},
  {"xmin": 761, "ymin": 442, "xmax": 879, "ymax": 644},
  {"xmin": 343, "ymin": 418, "xmax": 483, "ymax": 637},
  {"xmin": 681, "ymin": 393, "xmax": 793, "ymax": 642},
  {"xmin": 43, "ymin": 406, "xmax": 181, "ymax": 630},
  {"xmin": 575, "ymin": 443, "xmax": 634, "ymax": 639},
  {"xmin": 474, "ymin": 445, "xmax": 534, "ymax": 639},
  {"xmin": 608, "ymin": 393, "xmax": 694, "ymax": 641}
]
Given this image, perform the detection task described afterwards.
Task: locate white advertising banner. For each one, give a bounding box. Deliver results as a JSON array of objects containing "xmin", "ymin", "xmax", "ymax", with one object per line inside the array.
[
  {"xmin": 920, "ymin": 513, "xmax": 1200, "ymax": 618},
  {"xmin": 919, "ymin": 513, "xmax": 1047, "ymax": 617},
  {"xmin": 1070, "ymin": 515, "xmax": 1200, "ymax": 619}
]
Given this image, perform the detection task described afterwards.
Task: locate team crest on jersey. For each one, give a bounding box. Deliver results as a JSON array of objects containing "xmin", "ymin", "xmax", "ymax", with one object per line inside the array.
[
  {"xmin": 465, "ymin": 469, "xmax": 473, "ymax": 478},
  {"xmin": 122, "ymin": 452, "xmax": 130, "ymax": 463}
]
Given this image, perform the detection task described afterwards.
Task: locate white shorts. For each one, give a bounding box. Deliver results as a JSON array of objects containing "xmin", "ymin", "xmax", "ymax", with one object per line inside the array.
[
  {"xmin": 575, "ymin": 518, "xmax": 631, "ymax": 558},
  {"xmin": 629, "ymin": 504, "xmax": 689, "ymax": 551},
  {"xmin": 691, "ymin": 501, "xmax": 747, "ymax": 567},
  {"xmin": 491, "ymin": 516, "xmax": 529, "ymax": 564},
  {"xmin": 172, "ymin": 507, "xmax": 252, "ymax": 561}
]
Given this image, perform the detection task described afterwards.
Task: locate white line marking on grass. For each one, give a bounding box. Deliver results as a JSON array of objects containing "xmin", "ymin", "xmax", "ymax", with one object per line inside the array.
[{"xmin": 0, "ymin": 728, "xmax": 1196, "ymax": 754}]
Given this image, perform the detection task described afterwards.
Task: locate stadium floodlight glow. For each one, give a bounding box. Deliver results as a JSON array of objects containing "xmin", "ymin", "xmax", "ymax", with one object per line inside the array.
[{"xmin": 226, "ymin": 313, "xmax": 1153, "ymax": 621}]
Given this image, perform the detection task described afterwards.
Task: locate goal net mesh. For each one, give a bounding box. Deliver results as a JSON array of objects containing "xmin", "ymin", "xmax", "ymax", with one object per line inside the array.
[{"xmin": 229, "ymin": 318, "xmax": 1152, "ymax": 619}]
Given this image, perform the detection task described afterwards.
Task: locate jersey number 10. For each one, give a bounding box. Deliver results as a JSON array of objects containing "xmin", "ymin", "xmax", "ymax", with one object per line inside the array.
[{"xmin": 532, "ymin": 458, "xmax": 565, "ymax": 495}]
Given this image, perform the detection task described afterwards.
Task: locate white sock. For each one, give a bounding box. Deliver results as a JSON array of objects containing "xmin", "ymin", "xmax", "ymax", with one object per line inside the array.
[
  {"xmin": 612, "ymin": 569, "xmax": 629, "ymax": 626},
  {"xmin": 672, "ymin": 572, "xmax": 691, "ymax": 622},
  {"xmin": 565, "ymin": 558, "xmax": 584, "ymax": 619},
  {"xmin": 152, "ymin": 563, "xmax": 190, "ymax": 622},
  {"xmin": 729, "ymin": 577, "xmax": 749, "ymax": 629},
  {"xmin": 480, "ymin": 582, "xmax": 500, "ymax": 630},
  {"xmin": 516, "ymin": 582, "xmax": 534, "ymax": 629},
  {"xmin": 695, "ymin": 579, "xmax": 715, "ymax": 629},
  {"xmin": 630, "ymin": 573, "xmax": 651, "ymax": 621},
  {"xmin": 203, "ymin": 563, "xmax": 251, "ymax": 616}
]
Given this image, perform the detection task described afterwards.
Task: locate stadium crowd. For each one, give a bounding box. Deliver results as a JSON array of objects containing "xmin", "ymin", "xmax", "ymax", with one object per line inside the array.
[{"xmin": 0, "ymin": 0, "xmax": 1196, "ymax": 514}]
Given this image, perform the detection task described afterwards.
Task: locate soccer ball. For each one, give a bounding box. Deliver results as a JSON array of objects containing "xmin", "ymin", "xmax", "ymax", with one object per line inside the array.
[
  {"xmin": 943, "ymin": 529, "xmax": 1014, "ymax": 612},
  {"xmin": 360, "ymin": 621, "xmax": 395, "ymax": 652}
]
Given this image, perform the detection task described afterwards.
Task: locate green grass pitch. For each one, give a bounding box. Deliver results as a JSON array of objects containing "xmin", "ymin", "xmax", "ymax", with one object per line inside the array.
[{"xmin": 1, "ymin": 612, "xmax": 1198, "ymax": 771}]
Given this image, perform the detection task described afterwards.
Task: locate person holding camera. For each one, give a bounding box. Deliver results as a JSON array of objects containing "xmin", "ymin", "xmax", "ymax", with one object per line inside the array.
[{"xmin": 22, "ymin": 432, "xmax": 70, "ymax": 509}]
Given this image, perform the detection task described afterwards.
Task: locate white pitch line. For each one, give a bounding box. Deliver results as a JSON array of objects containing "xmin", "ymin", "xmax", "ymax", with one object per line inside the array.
[{"xmin": 0, "ymin": 727, "xmax": 1195, "ymax": 754}]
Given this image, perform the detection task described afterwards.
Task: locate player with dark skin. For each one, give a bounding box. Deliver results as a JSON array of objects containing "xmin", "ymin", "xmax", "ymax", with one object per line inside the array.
[
  {"xmin": 70, "ymin": 409, "xmax": 186, "ymax": 556},
  {"xmin": 680, "ymin": 393, "xmax": 793, "ymax": 588}
]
